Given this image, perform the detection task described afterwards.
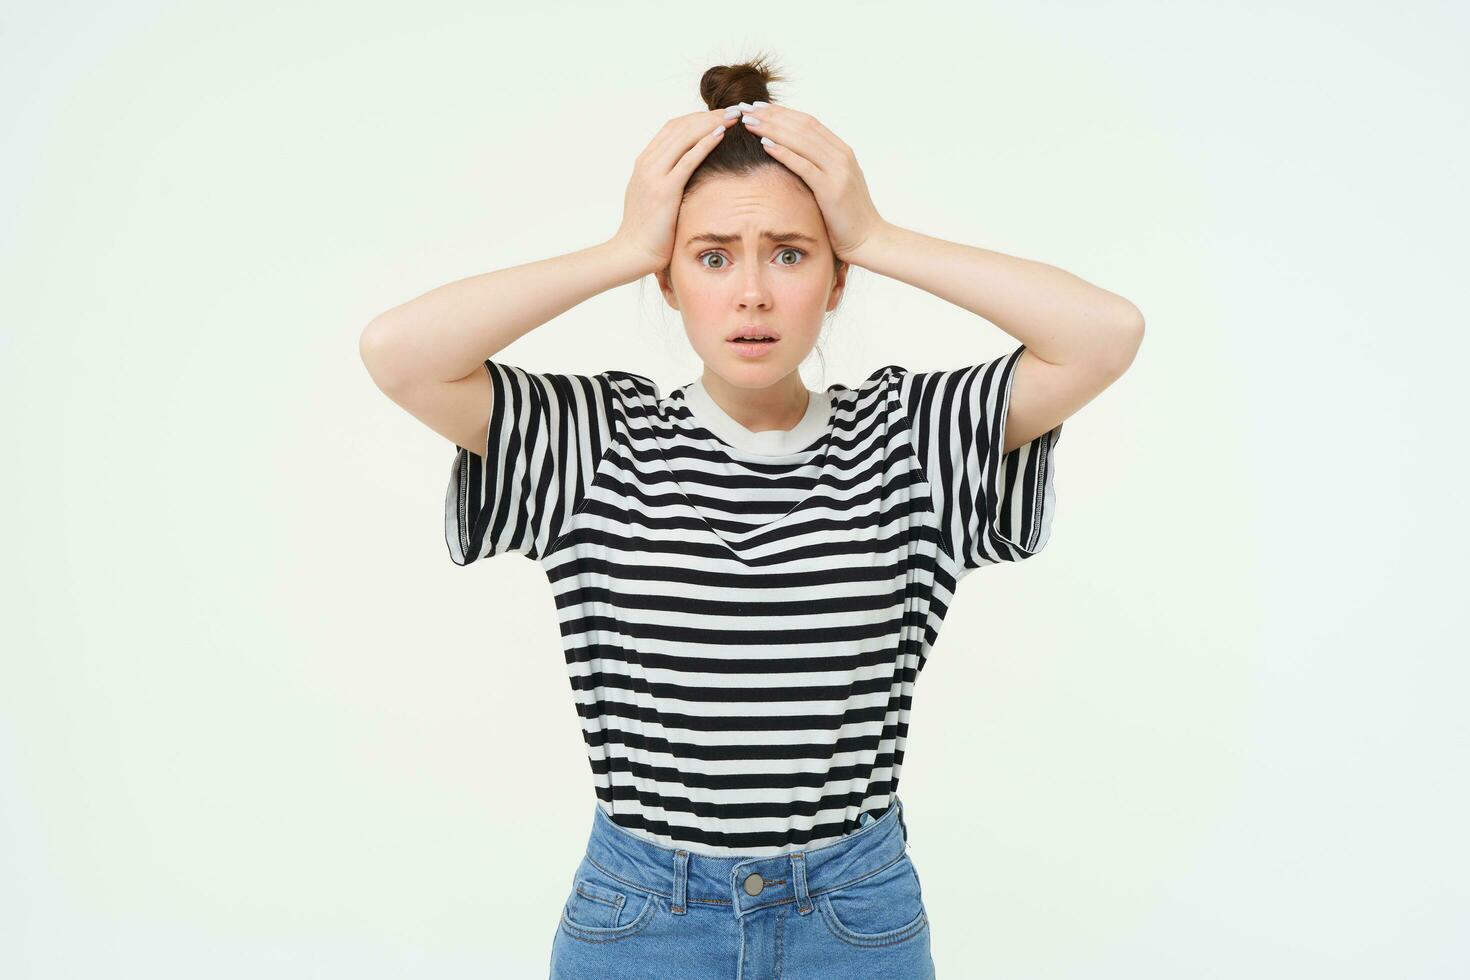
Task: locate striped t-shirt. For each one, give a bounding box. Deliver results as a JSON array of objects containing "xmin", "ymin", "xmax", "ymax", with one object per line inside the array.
[{"xmin": 445, "ymin": 344, "xmax": 1061, "ymax": 856}]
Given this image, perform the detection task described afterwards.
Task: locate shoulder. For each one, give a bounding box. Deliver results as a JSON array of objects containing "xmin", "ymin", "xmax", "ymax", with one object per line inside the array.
[
  {"xmin": 597, "ymin": 371, "xmax": 663, "ymax": 433},
  {"xmin": 839, "ymin": 364, "xmax": 908, "ymax": 394},
  {"xmin": 856, "ymin": 364, "xmax": 910, "ymax": 402},
  {"xmin": 598, "ymin": 370, "xmax": 661, "ymax": 401},
  {"xmin": 820, "ymin": 365, "xmax": 908, "ymax": 412}
]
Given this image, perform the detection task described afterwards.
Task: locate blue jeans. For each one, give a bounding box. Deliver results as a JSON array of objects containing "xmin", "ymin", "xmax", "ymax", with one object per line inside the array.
[{"xmin": 548, "ymin": 797, "xmax": 936, "ymax": 979}]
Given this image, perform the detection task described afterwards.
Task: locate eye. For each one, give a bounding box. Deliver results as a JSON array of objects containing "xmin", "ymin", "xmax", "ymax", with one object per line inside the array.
[{"xmin": 697, "ymin": 247, "xmax": 807, "ymax": 269}]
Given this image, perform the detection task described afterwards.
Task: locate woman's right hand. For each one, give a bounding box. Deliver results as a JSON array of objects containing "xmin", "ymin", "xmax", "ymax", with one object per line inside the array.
[{"xmin": 610, "ymin": 107, "xmax": 740, "ymax": 278}]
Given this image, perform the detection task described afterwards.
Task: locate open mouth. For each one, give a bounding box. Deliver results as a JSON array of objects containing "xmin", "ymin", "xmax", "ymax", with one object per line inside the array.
[{"xmin": 728, "ymin": 334, "xmax": 780, "ymax": 357}]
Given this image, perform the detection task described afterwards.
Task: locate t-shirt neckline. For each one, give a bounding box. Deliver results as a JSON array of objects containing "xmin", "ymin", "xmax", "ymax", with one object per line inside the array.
[{"xmin": 682, "ymin": 377, "xmax": 834, "ymax": 456}]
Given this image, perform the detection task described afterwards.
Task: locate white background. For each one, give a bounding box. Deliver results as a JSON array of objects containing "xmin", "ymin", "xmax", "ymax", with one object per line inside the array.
[{"xmin": 4, "ymin": 1, "xmax": 1466, "ymax": 977}]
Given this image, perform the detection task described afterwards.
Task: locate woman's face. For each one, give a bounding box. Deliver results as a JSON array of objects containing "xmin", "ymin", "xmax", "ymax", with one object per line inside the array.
[{"xmin": 658, "ymin": 169, "xmax": 847, "ymax": 389}]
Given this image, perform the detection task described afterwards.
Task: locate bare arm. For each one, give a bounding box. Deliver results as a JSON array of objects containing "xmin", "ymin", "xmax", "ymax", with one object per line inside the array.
[
  {"xmin": 358, "ymin": 106, "xmax": 739, "ymax": 451},
  {"xmin": 359, "ymin": 238, "xmax": 653, "ymax": 391},
  {"xmin": 846, "ymin": 221, "xmax": 1144, "ymax": 454},
  {"xmin": 359, "ymin": 104, "xmax": 744, "ymax": 391}
]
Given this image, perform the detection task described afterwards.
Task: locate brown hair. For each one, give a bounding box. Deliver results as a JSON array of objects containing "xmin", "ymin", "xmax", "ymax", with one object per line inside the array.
[{"xmin": 684, "ymin": 55, "xmax": 843, "ymax": 276}]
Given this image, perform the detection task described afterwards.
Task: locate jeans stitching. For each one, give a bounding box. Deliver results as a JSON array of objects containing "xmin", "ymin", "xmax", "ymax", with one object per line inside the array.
[
  {"xmin": 817, "ymin": 897, "xmax": 929, "ymax": 948},
  {"xmin": 583, "ymin": 855, "xmax": 670, "ymax": 899},
  {"xmin": 558, "ymin": 895, "xmax": 658, "ymax": 945}
]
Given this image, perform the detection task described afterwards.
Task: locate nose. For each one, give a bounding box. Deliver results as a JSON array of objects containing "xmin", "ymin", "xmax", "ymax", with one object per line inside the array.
[{"xmin": 737, "ymin": 275, "xmax": 771, "ymax": 310}]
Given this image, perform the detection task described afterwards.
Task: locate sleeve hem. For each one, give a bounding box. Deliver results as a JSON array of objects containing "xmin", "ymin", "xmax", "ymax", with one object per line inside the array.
[
  {"xmin": 444, "ymin": 360, "xmax": 497, "ymax": 567},
  {"xmin": 961, "ymin": 346, "xmax": 1061, "ymax": 577}
]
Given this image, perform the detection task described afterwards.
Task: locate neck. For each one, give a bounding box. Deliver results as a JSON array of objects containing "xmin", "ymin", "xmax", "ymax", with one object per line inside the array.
[{"xmin": 699, "ymin": 371, "xmax": 812, "ymax": 433}]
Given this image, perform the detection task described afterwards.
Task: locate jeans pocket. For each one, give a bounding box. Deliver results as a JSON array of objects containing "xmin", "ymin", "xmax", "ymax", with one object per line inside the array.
[
  {"xmin": 557, "ymin": 859, "xmax": 657, "ymax": 944},
  {"xmin": 817, "ymin": 853, "xmax": 929, "ymax": 948}
]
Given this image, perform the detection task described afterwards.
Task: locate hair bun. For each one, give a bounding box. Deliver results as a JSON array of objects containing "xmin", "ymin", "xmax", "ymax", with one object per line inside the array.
[{"xmin": 699, "ymin": 54, "xmax": 786, "ymax": 111}]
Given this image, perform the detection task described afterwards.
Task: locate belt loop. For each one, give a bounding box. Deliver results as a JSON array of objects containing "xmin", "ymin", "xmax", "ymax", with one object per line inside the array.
[
  {"xmin": 791, "ymin": 851, "xmax": 813, "ymax": 915},
  {"xmin": 671, "ymin": 849, "xmax": 689, "ymax": 915}
]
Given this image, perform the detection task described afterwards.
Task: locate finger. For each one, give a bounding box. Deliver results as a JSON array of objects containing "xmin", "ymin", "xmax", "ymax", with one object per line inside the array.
[
  {"xmin": 753, "ymin": 135, "xmax": 823, "ymax": 188},
  {"xmin": 648, "ymin": 109, "xmax": 738, "ymax": 177},
  {"xmin": 635, "ymin": 111, "xmax": 715, "ymax": 169},
  {"xmin": 792, "ymin": 109, "xmax": 855, "ymax": 160},
  {"xmin": 739, "ymin": 107, "xmax": 843, "ymax": 173},
  {"xmin": 743, "ymin": 104, "xmax": 847, "ymax": 159},
  {"xmin": 668, "ymin": 115, "xmax": 736, "ymax": 184}
]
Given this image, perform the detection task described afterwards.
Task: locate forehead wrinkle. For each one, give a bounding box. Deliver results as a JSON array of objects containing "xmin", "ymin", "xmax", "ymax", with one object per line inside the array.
[
  {"xmin": 683, "ymin": 228, "xmax": 820, "ymax": 248},
  {"xmin": 682, "ymin": 183, "xmax": 822, "ymax": 245}
]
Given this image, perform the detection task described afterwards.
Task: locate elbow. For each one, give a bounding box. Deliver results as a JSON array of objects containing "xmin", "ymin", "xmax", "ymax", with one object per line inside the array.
[
  {"xmin": 1107, "ymin": 306, "xmax": 1145, "ymax": 375},
  {"xmin": 1117, "ymin": 300, "xmax": 1145, "ymax": 339},
  {"xmin": 359, "ymin": 319, "xmax": 406, "ymax": 393}
]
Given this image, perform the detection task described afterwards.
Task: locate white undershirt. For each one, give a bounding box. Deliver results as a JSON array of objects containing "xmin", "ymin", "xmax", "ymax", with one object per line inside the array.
[{"xmin": 682, "ymin": 378, "xmax": 833, "ymax": 456}]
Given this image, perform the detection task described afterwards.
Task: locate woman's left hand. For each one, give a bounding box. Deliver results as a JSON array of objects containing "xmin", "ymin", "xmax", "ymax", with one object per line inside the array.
[{"xmin": 738, "ymin": 103, "xmax": 887, "ymax": 265}]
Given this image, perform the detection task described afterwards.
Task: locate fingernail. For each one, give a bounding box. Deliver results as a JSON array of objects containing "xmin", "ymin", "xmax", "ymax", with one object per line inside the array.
[
  {"xmin": 724, "ymin": 106, "xmax": 741, "ymax": 119},
  {"xmin": 710, "ymin": 124, "xmax": 725, "ymax": 137},
  {"xmin": 751, "ymin": 101, "xmax": 769, "ymax": 108},
  {"xmin": 742, "ymin": 114, "xmax": 761, "ymax": 125},
  {"xmin": 761, "ymin": 136, "xmax": 775, "ymax": 146},
  {"xmin": 736, "ymin": 101, "xmax": 754, "ymax": 111}
]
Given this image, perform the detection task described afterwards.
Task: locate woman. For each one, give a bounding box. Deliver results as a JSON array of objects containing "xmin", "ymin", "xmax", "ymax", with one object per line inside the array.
[{"xmin": 361, "ymin": 56, "xmax": 1142, "ymax": 980}]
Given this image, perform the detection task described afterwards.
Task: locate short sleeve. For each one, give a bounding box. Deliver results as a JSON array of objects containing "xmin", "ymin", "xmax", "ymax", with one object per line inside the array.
[
  {"xmin": 445, "ymin": 360, "xmax": 621, "ymax": 564},
  {"xmin": 897, "ymin": 344, "xmax": 1062, "ymax": 578}
]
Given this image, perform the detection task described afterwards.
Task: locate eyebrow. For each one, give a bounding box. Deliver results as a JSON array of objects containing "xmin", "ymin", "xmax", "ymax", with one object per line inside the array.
[{"xmin": 684, "ymin": 231, "xmax": 820, "ymax": 248}]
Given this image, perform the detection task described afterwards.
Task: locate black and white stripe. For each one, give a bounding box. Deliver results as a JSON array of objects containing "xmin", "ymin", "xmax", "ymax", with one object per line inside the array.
[{"xmin": 445, "ymin": 345, "xmax": 1061, "ymax": 855}]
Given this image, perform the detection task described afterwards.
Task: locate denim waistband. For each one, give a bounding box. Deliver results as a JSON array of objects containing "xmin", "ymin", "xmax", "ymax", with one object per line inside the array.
[{"xmin": 580, "ymin": 800, "xmax": 910, "ymax": 919}]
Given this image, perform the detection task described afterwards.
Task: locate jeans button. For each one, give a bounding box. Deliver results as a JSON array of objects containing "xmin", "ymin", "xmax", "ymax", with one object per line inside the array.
[{"xmin": 743, "ymin": 872, "xmax": 765, "ymax": 896}]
